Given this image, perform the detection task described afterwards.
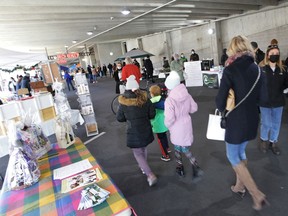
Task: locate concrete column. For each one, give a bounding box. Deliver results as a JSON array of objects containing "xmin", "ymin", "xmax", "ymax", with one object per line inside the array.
[
  {"xmin": 92, "ymin": 44, "xmax": 100, "ymax": 67},
  {"xmin": 163, "ymin": 32, "xmax": 172, "ymax": 61},
  {"xmin": 208, "ymin": 21, "xmax": 222, "ymax": 66}
]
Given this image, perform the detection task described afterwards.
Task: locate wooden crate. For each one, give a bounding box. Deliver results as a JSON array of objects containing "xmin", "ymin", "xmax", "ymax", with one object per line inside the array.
[{"xmin": 39, "ymin": 106, "xmax": 56, "ymax": 122}]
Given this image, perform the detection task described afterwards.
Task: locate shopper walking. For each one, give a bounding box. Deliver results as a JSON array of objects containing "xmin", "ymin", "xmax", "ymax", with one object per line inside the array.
[
  {"xmin": 164, "ymin": 71, "xmax": 203, "ymax": 181},
  {"xmin": 170, "ymin": 53, "xmax": 185, "ymax": 83},
  {"xmin": 216, "ymin": 35, "xmax": 268, "ymax": 210},
  {"xmin": 122, "ymin": 57, "xmax": 142, "ymax": 83},
  {"xmin": 258, "ymin": 44, "xmax": 288, "ymax": 155},
  {"xmin": 64, "ymin": 71, "xmax": 75, "ymax": 91},
  {"xmin": 113, "ymin": 62, "xmax": 122, "ymax": 94},
  {"xmin": 149, "ymin": 85, "xmax": 171, "ymax": 162},
  {"xmin": 117, "ymin": 75, "xmax": 157, "ymax": 187}
]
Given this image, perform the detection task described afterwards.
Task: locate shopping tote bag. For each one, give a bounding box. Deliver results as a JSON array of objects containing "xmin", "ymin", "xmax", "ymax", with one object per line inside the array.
[{"xmin": 206, "ymin": 109, "xmax": 225, "ymax": 141}]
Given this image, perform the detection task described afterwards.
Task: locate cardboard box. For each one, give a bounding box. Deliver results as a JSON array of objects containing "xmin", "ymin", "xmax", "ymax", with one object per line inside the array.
[
  {"xmin": 30, "ymin": 81, "xmax": 45, "ymax": 89},
  {"xmin": 40, "ymin": 106, "xmax": 56, "ymax": 121}
]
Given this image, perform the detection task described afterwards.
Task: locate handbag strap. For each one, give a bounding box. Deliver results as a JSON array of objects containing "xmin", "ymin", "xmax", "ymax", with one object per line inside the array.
[{"xmin": 225, "ymin": 66, "xmax": 261, "ymax": 117}]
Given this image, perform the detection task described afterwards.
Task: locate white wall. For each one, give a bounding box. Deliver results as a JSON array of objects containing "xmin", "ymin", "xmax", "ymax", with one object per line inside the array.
[
  {"xmin": 126, "ymin": 39, "xmax": 138, "ymax": 51},
  {"xmin": 97, "ymin": 42, "xmax": 122, "ymax": 66},
  {"xmin": 140, "ymin": 5, "xmax": 288, "ymax": 65},
  {"xmin": 221, "ymin": 6, "xmax": 288, "ymax": 58}
]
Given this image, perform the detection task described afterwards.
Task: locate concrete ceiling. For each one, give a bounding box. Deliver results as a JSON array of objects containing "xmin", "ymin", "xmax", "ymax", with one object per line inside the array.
[{"xmin": 0, "ymin": 0, "xmax": 285, "ymax": 61}]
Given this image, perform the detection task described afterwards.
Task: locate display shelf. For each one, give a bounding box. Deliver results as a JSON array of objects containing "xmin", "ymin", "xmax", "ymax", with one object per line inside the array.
[{"xmin": 74, "ymin": 74, "xmax": 98, "ymax": 137}]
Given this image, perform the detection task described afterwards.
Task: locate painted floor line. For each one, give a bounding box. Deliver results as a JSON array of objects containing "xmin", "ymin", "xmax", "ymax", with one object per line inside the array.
[{"xmin": 84, "ymin": 132, "xmax": 106, "ymax": 145}]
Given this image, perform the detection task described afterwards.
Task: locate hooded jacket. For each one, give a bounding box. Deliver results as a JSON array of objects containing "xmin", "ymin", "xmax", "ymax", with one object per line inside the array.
[
  {"xmin": 164, "ymin": 84, "xmax": 198, "ymax": 146},
  {"xmin": 150, "ymin": 95, "xmax": 168, "ymax": 133},
  {"xmin": 117, "ymin": 90, "xmax": 155, "ymax": 148}
]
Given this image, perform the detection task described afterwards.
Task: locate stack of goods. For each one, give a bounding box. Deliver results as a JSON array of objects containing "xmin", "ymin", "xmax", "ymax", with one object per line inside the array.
[
  {"xmin": 6, "ymin": 141, "xmax": 40, "ymax": 190},
  {"xmin": 78, "ymin": 184, "xmax": 110, "ymax": 210},
  {"xmin": 17, "ymin": 124, "xmax": 51, "ymax": 159},
  {"xmin": 52, "ymin": 81, "xmax": 75, "ymax": 148}
]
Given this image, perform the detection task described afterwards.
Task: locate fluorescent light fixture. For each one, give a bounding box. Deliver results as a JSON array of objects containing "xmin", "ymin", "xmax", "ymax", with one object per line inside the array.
[
  {"xmin": 87, "ymin": 31, "xmax": 93, "ymax": 35},
  {"xmin": 72, "ymin": 40, "xmax": 77, "ymax": 44},
  {"xmin": 110, "ymin": 52, "xmax": 113, "ymax": 56},
  {"xmin": 121, "ymin": 9, "xmax": 130, "ymax": 15},
  {"xmin": 64, "ymin": 45, "xmax": 68, "ymax": 48}
]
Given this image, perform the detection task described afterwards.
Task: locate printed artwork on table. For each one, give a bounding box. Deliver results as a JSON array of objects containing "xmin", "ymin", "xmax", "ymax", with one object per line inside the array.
[{"xmin": 61, "ymin": 168, "xmax": 103, "ymax": 193}]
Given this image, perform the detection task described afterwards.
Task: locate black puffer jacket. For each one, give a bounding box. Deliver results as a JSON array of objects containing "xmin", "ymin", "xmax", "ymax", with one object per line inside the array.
[
  {"xmin": 258, "ymin": 65, "xmax": 288, "ymax": 108},
  {"xmin": 216, "ymin": 55, "xmax": 261, "ymax": 144},
  {"xmin": 117, "ymin": 90, "xmax": 156, "ymax": 148}
]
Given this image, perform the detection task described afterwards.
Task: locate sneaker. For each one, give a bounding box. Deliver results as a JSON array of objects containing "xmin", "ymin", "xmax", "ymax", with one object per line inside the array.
[
  {"xmin": 192, "ymin": 164, "xmax": 204, "ymax": 183},
  {"xmin": 147, "ymin": 174, "xmax": 157, "ymax": 187},
  {"xmin": 176, "ymin": 165, "xmax": 185, "ymax": 177},
  {"xmin": 167, "ymin": 148, "xmax": 172, "ymax": 153},
  {"xmin": 161, "ymin": 155, "xmax": 171, "ymax": 162}
]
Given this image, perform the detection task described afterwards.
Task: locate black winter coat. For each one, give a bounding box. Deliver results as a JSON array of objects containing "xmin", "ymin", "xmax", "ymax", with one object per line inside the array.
[
  {"xmin": 117, "ymin": 90, "xmax": 156, "ymax": 148},
  {"xmin": 216, "ymin": 55, "xmax": 261, "ymax": 144},
  {"xmin": 258, "ymin": 65, "xmax": 288, "ymax": 108}
]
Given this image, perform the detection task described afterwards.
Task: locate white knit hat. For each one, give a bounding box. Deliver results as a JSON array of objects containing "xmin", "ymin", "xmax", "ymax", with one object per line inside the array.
[
  {"xmin": 125, "ymin": 75, "xmax": 139, "ymax": 91},
  {"xmin": 165, "ymin": 71, "xmax": 180, "ymax": 90}
]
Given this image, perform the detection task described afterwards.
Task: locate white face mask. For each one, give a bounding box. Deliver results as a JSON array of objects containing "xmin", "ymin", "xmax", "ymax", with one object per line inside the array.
[
  {"xmin": 181, "ymin": 55, "xmax": 184, "ymax": 58},
  {"xmin": 117, "ymin": 66, "xmax": 122, "ymax": 69},
  {"xmin": 191, "ymin": 51, "xmax": 195, "ymax": 54}
]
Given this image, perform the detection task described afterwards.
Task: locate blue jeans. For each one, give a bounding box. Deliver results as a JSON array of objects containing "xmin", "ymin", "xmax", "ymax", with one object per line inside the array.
[
  {"xmin": 260, "ymin": 106, "xmax": 283, "ymax": 143},
  {"xmin": 226, "ymin": 141, "xmax": 248, "ymax": 166}
]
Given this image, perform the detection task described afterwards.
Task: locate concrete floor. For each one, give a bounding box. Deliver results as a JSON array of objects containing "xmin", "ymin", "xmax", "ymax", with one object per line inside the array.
[{"xmin": 1, "ymin": 77, "xmax": 288, "ymax": 216}]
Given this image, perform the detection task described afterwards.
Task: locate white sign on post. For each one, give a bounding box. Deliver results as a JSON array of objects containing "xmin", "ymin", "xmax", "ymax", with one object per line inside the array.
[{"xmin": 184, "ymin": 61, "xmax": 203, "ymax": 87}]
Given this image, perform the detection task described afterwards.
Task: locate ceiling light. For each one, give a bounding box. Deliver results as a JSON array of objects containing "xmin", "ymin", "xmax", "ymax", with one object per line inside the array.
[
  {"xmin": 121, "ymin": 9, "xmax": 130, "ymax": 15},
  {"xmin": 110, "ymin": 52, "xmax": 113, "ymax": 56},
  {"xmin": 208, "ymin": 28, "xmax": 214, "ymax": 35},
  {"xmin": 87, "ymin": 31, "xmax": 93, "ymax": 35},
  {"xmin": 72, "ymin": 40, "xmax": 77, "ymax": 44},
  {"xmin": 64, "ymin": 45, "xmax": 68, "ymax": 48}
]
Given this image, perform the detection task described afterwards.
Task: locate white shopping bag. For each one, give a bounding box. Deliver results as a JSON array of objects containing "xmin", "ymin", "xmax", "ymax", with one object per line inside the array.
[
  {"xmin": 206, "ymin": 109, "xmax": 225, "ymax": 141},
  {"xmin": 119, "ymin": 84, "xmax": 125, "ymax": 94}
]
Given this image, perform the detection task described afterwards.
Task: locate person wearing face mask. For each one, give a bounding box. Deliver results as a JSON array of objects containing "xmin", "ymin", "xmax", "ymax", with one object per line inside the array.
[
  {"xmin": 258, "ymin": 44, "xmax": 288, "ymax": 155},
  {"xmin": 170, "ymin": 53, "xmax": 185, "ymax": 83},
  {"xmin": 180, "ymin": 53, "xmax": 188, "ymax": 63},
  {"xmin": 113, "ymin": 62, "xmax": 123, "ymax": 94},
  {"xmin": 189, "ymin": 49, "xmax": 199, "ymax": 61}
]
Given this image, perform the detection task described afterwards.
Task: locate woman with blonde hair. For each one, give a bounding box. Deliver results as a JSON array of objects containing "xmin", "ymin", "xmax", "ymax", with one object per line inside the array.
[
  {"xmin": 216, "ymin": 35, "xmax": 268, "ymax": 210},
  {"xmin": 258, "ymin": 44, "xmax": 288, "ymax": 155}
]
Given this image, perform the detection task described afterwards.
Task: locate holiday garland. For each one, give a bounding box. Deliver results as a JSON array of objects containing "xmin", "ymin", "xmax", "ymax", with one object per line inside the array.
[{"xmin": 0, "ymin": 63, "xmax": 39, "ymax": 73}]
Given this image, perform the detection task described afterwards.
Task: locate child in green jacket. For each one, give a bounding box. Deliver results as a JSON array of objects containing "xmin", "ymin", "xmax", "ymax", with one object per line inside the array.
[{"xmin": 150, "ymin": 85, "xmax": 171, "ymax": 161}]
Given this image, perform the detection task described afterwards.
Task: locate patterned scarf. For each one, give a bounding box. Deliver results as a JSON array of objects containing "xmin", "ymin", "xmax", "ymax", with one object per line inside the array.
[{"xmin": 225, "ymin": 51, "xmax": 254, "ymax": 66}]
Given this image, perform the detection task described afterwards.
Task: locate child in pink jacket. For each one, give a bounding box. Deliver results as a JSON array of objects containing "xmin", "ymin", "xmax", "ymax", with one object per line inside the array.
[{"xmin": 164, "ymin": 71, "xmax": 203, "ymax": 181}]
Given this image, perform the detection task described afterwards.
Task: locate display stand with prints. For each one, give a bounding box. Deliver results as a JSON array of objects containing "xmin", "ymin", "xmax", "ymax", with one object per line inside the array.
[{"xmin": 74, "ymin": 74, "xmax": 99, "ymax": 137}]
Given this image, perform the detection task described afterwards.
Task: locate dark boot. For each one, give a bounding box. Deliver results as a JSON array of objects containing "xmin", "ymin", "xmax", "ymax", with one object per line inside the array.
[
  {"xmin": 192, "ymin": 162, "xmax": 204, "ymax": 183},
  {"xmin": 176, "ymin": 165, "xmax": 185, "ymax": 177},
  {"xmin": 269, "ymin": 142, "xmax": 280, "ymax": 155},
  {"xmin": 259, "ymin": 139, "xmax": 268, "ymax": 153}
]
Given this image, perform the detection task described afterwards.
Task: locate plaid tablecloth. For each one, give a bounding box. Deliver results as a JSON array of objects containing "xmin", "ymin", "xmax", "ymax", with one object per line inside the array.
[{"xmin": 0, "ymin": 138, "xmax": 132, "ymax": 216}]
